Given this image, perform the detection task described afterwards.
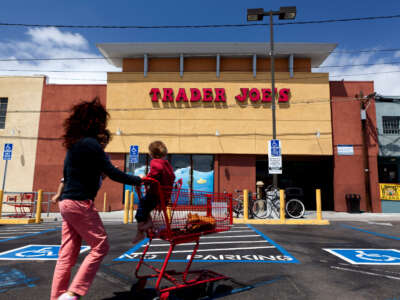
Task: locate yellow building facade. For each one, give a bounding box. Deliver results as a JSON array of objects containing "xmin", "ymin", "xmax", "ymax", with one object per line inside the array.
[
  {"xmin": 0, "ymin": 76, "xmax": 45, "ymax": 193},
  {"xmin": 98, "ymin": 42, "xmax": 336, "ymax": 210}
]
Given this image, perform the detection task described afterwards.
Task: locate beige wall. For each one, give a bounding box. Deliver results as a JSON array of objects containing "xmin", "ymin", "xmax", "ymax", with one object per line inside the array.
[
  {"xmin": 0, "ymin": 76, "xmax": 44, "ymax": 192},
  {"xmin": 106, "ymin": 72, "xmax": 332, "ymax": 156}
]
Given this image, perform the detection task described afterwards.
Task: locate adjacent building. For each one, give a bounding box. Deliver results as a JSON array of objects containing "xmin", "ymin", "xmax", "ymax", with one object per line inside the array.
[{"xmin": 375, "ymin": 95, "xmax": 400, "ymax": 212}]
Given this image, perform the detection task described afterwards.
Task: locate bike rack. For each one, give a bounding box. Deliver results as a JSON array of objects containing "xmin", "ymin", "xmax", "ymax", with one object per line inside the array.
[{"xmin": 233, "ymin": 189, "xmax": 329, "ymax": 225}]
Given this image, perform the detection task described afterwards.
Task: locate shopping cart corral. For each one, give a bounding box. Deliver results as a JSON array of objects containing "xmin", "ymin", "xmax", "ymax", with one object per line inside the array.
[{"xmin": 132, "ymin": 177, "xmax": 233, "ymax": 300}]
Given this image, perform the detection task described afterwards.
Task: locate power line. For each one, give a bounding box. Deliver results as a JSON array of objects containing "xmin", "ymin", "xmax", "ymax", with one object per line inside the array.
[
  {"xmin": 0, "ymin": 47, "xmax": 399, "ymax": 64},
  {"xmin": 1, "ymin": 14, "xmax": 400, "ymax": 29}
]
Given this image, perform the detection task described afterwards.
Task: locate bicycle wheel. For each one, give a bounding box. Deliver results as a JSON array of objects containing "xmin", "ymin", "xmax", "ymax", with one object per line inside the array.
[
  {"xmin": 232, "ymin": 196, "xmax": 243, "ymax": 218},
  {"xmin": 285, "ymin": 198, "xmax": 305, "ymax": 219},
  {"xmin": 251, "ymin": 199, "xmax": 271, "ymax": 219}
]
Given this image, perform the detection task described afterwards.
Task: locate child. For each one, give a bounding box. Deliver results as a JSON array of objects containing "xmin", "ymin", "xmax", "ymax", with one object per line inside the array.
[{"xmin": 132, "ymin": 141, "xmax": 175, "ymax": 243}]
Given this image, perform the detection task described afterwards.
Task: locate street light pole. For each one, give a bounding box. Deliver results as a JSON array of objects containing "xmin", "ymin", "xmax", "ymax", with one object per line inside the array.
[
  {"xmin": 247, "ymin": 6, "xmax": 296, "ymax": 188},
  {"xmin": 269, "ymin": 10, "xmax": 278, "ymax": 187}
]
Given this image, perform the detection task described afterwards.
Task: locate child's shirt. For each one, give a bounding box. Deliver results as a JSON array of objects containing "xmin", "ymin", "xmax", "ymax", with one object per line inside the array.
[{"xmin": 147, "ymin": 158, "xmax": 175, "ymax": 187}]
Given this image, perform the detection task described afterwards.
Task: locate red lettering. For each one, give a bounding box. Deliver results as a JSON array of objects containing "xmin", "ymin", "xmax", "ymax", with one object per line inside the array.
[
  {"xmin": 278, "ymin": 88, "xmax": 290, "ymax": 102},
  {"xmin": 149, "ymin": 88, "xmax": 161, "ymax": 102},
  {"xmin": 261, "ymin": 89, "xmax": 271, "ymax": 102},
  {"xmin": 203, "ymin": 88, "xmax": 213, "ymax": 102},
  {"xmin": 214, "ymin": 88, "xmax": 226, "ymax": 102},
  {"xmin": 235, "ymin": 88, "xmax": 249, "ymax": 102},
  {"xmin": 261, "ymin": 88, "xmax": 278, "ymax": 102},
  {"xmin": 162, "ymin": 88, "xmax": 174, "ymax": 102},
  {"xmin": 190, "ymin": 88, "xmax": 201, "ymax": 102},
  {"xmin": 175, "ymin": 88, "xmax": 188, "ymax": 102},
  {"xmin": 249, "ymin": 88, "xmax": 260, "ymax": 102}
]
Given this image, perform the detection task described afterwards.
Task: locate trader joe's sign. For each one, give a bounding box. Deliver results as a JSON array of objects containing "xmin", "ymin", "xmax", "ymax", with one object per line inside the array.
[
  {"xmin": 380, "ymin": 183, "xmax": 400, "ymax": 201},
  {"xmin": 149, "ymin": 88, "xmax": 290, "ymax": 103}
]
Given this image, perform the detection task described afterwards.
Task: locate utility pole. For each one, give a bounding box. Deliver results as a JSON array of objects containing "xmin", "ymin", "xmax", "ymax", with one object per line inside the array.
[{"xmin": 358, "ymin": 91, "xmax": 374, "ymax": 212}]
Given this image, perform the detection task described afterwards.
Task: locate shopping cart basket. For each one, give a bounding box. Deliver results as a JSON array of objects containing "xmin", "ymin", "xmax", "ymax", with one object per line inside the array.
[{"xmin": 132, "ymin": 177, "xmax": 233, "ymax": 299}]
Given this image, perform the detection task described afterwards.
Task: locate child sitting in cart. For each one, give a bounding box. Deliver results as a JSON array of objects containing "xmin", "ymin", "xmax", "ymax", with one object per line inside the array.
[{"xmin": 132, "ymin": 140, "xmax": 175, "ymax": 243}]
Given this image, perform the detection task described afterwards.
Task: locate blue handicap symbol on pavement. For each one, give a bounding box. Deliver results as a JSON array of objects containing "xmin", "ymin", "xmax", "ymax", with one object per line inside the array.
[
  {"xmin": 324, "ymin": 249, "xmax": 400, "ymax": 264},
  {"xmin": 0, "ymin": 267, "xmax": 37, "ymax": 292},
  {"xmin": 0, "ymin": 245, "xmax": 90, "ymax": 260}
]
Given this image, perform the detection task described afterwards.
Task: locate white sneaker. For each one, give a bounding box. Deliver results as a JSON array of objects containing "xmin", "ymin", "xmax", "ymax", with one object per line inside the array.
[{"xmin": 58, "ymin": 292, "xmax": 79, "ymax": 300}]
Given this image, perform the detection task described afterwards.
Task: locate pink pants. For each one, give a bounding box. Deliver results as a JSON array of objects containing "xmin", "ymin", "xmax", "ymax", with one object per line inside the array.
[{"xmin": 50, "ymin": 199, "xmax": 109, "ymax": 300}]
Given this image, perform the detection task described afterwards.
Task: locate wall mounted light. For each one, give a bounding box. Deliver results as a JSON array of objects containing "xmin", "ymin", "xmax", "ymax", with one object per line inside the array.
[
  {"xmin": 215, "ymin": 130, "xmax": 220, "ymax": 137},
  {"xmin": 316, "ymin": 130, "xmax": 320, "ymax": 138},
  {"xmin": 116, "ymin": 128, "xmax": 122, "ymax": 136}
]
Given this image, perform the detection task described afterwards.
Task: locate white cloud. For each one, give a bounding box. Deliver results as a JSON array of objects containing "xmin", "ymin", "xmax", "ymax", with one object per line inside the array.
[
  {"xmin": 0, "ymin": 27, "xmax": 120, "ymax": 84},
  {"xmin": 315, "ymin": 50, "xmax": 400, "ymax": 95},
  {"xmin": 27, "ymin": 27, "xmax": 88, "ymax": 49}
]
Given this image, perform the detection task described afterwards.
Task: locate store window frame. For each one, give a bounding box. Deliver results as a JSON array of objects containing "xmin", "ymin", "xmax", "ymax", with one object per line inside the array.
[{"xmin": 0, "ymin": 98, "xmax": 8, "ymax": 129}]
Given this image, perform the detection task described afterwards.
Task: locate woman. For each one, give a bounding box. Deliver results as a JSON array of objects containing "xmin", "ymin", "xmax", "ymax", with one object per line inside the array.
[{"xmin": 51, "ymin": 98, "xmax": 141, "ymax": 300}]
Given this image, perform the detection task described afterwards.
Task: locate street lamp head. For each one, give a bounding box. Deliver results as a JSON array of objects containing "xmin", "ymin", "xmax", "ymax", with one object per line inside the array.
[
  {"xmin": 247, "ymin": 8, "xmax": 265, "ymax": 21},
  {"xmin": 278, "ymin": 6, "xmax": 297, "ymax": 20}
]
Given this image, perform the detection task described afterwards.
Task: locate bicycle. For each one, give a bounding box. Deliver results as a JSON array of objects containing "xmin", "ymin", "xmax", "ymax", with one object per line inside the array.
[
  {"xmin": 251, "ymin": 185, "xmax": 305, "ymax": 219},
  {"xmin": 232, "ymin": 189, "xmax": 256, "ymax": 218}
]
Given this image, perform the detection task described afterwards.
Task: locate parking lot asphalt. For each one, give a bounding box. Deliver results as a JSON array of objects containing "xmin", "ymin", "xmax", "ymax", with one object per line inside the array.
[{"xmin": 0, "ymin": 220, "xmax": 399, "ymax": 300}]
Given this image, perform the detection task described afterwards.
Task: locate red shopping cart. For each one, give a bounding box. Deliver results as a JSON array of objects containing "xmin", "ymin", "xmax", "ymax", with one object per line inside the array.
[{"xmin": 132, "ymin": 177, "xmax": 233, "ymax": 299}]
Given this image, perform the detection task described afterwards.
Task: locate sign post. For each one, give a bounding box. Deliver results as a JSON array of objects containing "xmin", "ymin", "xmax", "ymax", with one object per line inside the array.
[
  {"xmin": 2, "ymin": 143, "xmax": 13, "ymax": 191},
  {"xmin": 129, "ymin": 145, "xmax": 139, "ymax": 175},
  {"xmin": 268, "ymin": 139, "xmax": 282, "ymax": 175}
]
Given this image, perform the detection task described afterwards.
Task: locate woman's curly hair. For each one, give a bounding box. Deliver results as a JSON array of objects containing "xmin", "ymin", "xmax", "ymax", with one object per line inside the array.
[{"xmin": 63, "ymin": 97, "xmax": 111, "ymax": 149}]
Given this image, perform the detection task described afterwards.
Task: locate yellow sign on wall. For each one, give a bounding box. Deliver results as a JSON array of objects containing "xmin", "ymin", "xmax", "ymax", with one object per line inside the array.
[{"xmin": 380, "ymin": 183, "xmax": 400, "ymax": 201}]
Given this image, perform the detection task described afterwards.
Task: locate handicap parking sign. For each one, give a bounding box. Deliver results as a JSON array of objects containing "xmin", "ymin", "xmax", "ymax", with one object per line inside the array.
[
  {"xmin": 3, "ymin": 143, "xmax": 13, "ymax": 160},
  {"xmin": 0, "ymin": 245, "xmax": 90, "ymax": 260},
  {"xmin": 129, "ymin": 145, "xmax": 139, "ymax": 164},
  {"xmin": 324, "ymin": 248, "xmax": 400, "ymax": 265},
  {"xmin": 270, "ymin": 140, "xmax": 281, "ymax": 157}
]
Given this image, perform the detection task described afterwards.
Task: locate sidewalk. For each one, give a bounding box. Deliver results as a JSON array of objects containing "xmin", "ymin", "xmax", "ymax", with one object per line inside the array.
[{"xmin": 40, "ymin": 210, "xmax": 400, "ymax": 223}]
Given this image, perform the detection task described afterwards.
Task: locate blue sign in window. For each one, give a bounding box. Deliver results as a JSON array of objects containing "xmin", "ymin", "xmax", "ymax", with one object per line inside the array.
[{"xmin": 324, "ymin": 248, "xmax": 400, "ymax": 265}]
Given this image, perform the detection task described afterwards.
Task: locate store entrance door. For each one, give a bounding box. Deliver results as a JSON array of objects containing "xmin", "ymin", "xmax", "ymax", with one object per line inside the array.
[{"xmin": 256, "ymin": 155, "xmax": 334, "ymax": 210}]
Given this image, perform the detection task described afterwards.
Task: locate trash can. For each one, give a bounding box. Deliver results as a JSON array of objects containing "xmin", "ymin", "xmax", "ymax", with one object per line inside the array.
[{"xmin": 345, "ymin": 194, "xmax": 361, "ymax": 213}]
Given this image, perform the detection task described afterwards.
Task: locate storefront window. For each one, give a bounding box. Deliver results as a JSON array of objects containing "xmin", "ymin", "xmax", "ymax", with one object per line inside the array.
[
  {"xmin": 123, "ymin": 154, "xmax": 215, "ymax": 204},
  {"xmin": 170, "ymin": 154, "xmax": 191, "ymax": 190},
  {"xmin": 192, "ymin": 155, "xmax": 214, "ymax": 193}
]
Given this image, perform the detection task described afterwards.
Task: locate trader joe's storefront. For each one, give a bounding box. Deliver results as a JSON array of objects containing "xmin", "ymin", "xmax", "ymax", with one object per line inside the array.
[{"xmin": 105, "ymin": 71, "xmax": 333, "ymax": 208}]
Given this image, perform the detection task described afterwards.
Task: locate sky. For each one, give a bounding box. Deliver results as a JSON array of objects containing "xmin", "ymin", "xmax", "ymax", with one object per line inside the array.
[{"xmin": 0, "ymin": 0, "xmax": 399, "ymax": 94}]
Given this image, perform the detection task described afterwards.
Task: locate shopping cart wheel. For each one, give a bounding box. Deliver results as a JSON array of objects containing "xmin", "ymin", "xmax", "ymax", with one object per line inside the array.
[
  {"xmin": 130, "ymin": 278, "xmax": 147, "ymax": 292},
  {"xmin": 206, "ymin": 281, "xmax": 216, "ymax": 296}
]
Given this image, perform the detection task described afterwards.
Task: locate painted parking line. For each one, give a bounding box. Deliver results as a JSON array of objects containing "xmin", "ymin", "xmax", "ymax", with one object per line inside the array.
[
  {"xmin": 114, "ymin": 225, "xmax": 298, "ymax": 263},
  {"xmin": 0, "ymin": 228, "xmax": 60, "ymax": 243},
  {"xmin": 340, "ymin": 224, "xmax": 400, "ymax": 241}
]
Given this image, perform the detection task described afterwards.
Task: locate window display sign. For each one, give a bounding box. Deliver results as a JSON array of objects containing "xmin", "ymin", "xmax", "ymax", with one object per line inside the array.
[{"xmin": 380, "ymin": 183, "xmax": 400, "ymax": 201}]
